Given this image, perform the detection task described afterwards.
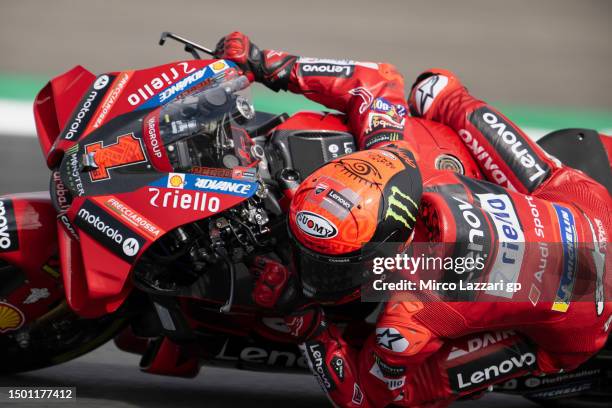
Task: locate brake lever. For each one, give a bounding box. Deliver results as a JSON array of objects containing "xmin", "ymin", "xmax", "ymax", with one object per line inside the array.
[
  {"xmin": 184, "ymin": 44, "xmax": 201, "ymax": 60},
  {"xmin": 159, "ymin": 31, "xmax": 216, "ymax": 59}
]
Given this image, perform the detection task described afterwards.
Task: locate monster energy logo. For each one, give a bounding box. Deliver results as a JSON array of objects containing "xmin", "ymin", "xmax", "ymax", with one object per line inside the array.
[
  {"xmin": 385, "ymin": 186, "xmax": 418, "ymax": 229},
  {"xmin": 66, "ymin": 144, "xmax": 79, "ymax": 155}
]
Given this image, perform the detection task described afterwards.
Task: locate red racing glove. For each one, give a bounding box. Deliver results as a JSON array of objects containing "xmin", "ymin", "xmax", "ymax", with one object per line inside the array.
[
  {"xmin": 250, "ymin": 256, "xmax": 303, "ymax": 312},
  {"xmin": 214, "ymin": 31, "xmax": 296, "ymax": 91},
  {"xmin": 214, "ymin": 31, "xmax": 260, "ymax": 82}
]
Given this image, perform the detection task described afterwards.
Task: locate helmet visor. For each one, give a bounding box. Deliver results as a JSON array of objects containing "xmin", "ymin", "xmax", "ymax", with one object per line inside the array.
[
  {"xmin": 296, "ymin": 252, "xmax": 372, "ymax": 302},
  {"xmin": 292, "ymin": 228, "xmax": 412, "ymax": 303},
  {"xmin": 292, "ymin": 239, "xmax": 385, "ymax": 302}
]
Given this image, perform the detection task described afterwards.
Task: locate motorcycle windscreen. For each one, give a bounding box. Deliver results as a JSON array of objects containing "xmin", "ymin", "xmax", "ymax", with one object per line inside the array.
[{"xmin": 153, "ymin": 75, "xmax": 255, "ymax": 173}]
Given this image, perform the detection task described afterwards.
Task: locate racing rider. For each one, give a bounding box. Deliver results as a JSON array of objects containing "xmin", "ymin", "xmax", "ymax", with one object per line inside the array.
[{"xmin": 216, "ymin": 32, "xmax": 611, "ymax": 407}]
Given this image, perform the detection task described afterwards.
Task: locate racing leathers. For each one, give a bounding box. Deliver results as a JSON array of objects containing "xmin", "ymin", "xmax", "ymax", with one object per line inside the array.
[{"xmin": 217, "ymin": 33, "xmax": 612, "ymax": 407}]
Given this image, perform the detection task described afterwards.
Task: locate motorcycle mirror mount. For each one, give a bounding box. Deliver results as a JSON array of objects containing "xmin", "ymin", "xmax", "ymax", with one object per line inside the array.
[{"xmin": 159, "ymin": 31, "xmax": 215, "ymax": 59}]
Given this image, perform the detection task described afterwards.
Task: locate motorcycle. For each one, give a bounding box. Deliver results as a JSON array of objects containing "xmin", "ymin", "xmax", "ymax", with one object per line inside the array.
[{"xmin": 0, "ymin": 32, "xmax": 610, "ymax": 406}]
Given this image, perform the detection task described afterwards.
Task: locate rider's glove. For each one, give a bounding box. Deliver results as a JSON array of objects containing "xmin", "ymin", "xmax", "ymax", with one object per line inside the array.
[
  {"xmin": 214, "ymin": 32, "xmax": 296, "ymax": 92},
  {"xmin": 214, "ymin": 31, "xmax": 261, "ymax": 81},
  {"xmin": 284, "ymin": 305, "xmax": 326, "ymax": 343},
  {"xmin": 250, "ymin": 256, "xmax": 303, "ymax": 313}
]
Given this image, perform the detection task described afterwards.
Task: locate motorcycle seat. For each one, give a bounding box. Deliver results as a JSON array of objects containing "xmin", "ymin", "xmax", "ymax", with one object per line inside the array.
[{"xmin": 537, "ymin": 128, "xmax": 612, "ymax": 195}]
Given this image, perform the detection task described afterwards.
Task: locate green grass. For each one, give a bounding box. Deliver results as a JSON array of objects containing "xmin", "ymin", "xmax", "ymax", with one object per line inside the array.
[
  {"xmin": 0, "ymin": 73, "xmax": 48, "ymax": 101},
  {"xmin": 1, "ymin": 73, "xmax": 611, "ymax": 131}
]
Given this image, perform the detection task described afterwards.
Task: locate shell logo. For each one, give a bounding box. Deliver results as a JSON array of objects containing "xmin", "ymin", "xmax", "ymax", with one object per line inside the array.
[
  {"xmin": 211, "ymin": 61, "xmax": 227, "ymax": 73},
  {"xmin": 0, "ymin": 302, "xmax": 24, "ymax": 333},
  {"xmin": 167, "ymin": 173, "xmax": 185, "ymax": 189}
]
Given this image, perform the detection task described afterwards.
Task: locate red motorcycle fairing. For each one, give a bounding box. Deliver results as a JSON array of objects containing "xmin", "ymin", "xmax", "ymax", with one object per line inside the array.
[
  {"xmin": 42, "ymin": 59, "xmax": 238, "ymax": 169},
  {"xmin": 60, "ymin": 184, "xmax": 252, "ymax": 317},
  {"xmin": 0, "ymin": 193, "xmax": 64, "ymax": 332},
  {"xmin": 404, "ymin": 118, "xmax": 483, "ymax": 183},
  {"xmin": 33, "ymin": 58, "xmax": 482, "ymax": 321},
  {"xmin": 44, "ymin": 59, "xmax": 259, "ymax": 317},
  {"xmin": 34, "ymin": 65, "xmax": 96, "ymax": 164}
]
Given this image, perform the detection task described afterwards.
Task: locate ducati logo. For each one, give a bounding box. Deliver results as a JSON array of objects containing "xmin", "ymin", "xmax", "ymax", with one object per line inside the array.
[
  {"xmin": 295, "ymin": 211, "xmax": 338, "ymax": 239},
  {"xmin": 315, "ymin": 183, "xmax": 328, "ymax": 195},
  {"xmin": 348, "ymin": 87, "xmax": 373, "ymax": 114}
]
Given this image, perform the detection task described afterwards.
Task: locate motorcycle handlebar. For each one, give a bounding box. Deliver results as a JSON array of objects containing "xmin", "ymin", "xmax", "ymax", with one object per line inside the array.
[{"xmin": 159, "ymin": 31, "xmax": 216, "ymax": 59}]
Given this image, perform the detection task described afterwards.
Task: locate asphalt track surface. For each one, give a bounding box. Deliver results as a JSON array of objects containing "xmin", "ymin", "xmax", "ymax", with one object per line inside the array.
[
  {"xmin": 0, "ymin": 341, "xmax": 540, "ymax": 408},
  {"xmin": 0, "ymin": 1, "xmax": 609, "ymax": 407}
]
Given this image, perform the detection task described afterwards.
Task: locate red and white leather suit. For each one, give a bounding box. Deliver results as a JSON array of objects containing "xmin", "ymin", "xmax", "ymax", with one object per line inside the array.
[{"xmin": 220, "ymin": 33, "xmax": 611, "ymax": 407}]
